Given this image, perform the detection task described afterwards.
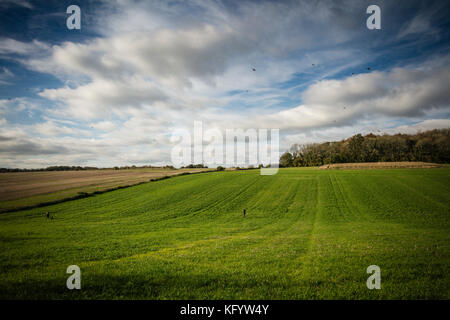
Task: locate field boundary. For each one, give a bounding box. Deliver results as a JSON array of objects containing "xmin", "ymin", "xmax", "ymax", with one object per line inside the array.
[
  {"xmin": 318, "ymin": 161, "xmax": 441, "ymax": 170},
  {"xmin": 0, "ymin": 169, "xmax": 215, "ymax": 214}
]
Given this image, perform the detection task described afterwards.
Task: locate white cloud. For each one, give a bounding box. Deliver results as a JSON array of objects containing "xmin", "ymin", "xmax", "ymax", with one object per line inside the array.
[
  {"xmin": 282, "ymin": 118, "xmax": 450, "ymax": 149},
  {"xmin": 0, "ymin": 67, "xmax": 13, "ymax": 85},
  {"xmin": 384, "ymin": 119, "xmax": 450, "ymax": 134},
  {"xmin": 259, "ymin": 66, "xmax": 450, "ymax": 131},
  {"xmin": 89, "ymin": 120, "xmax": 116, "ymax": 132},
  {"xmin": 0, "ymin": 0, "xmax": 449, "ymax": 167},
  {"xmin": 0, "ymin": 38, "xmax": 48, "ymax": 55},
  {"xmin": 33, "ymin": 121, "xmax": 89, "ymax": 137},
  {"xmin": 40, "ymin": 77, "xmax": 169, "ymax": 120},
  {"xmin": 0, "ymin": 0, "xmax": 33, "ymax": 9}
]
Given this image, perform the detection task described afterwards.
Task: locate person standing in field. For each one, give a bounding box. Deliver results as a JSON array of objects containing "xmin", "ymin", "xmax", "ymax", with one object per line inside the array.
[{"xmin": 243, "ymin": 208, "xmax": 246, "ymax": 217}]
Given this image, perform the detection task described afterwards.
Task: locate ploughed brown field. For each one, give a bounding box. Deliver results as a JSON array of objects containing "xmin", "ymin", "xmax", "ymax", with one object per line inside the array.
[
  {"xmin": 319, "ymin": 161, "xmax": 442, "ymax": 170},
  {"xmin": 0, "ymin": 168, "xmax": 212, "ymax": 212}
]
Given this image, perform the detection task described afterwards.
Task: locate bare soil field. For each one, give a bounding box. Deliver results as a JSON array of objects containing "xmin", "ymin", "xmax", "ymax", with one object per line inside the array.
[
  {"xmin": 0, "ymin": 168, "xmax": 212, "ymax": 211},
  {"xmin": 319, "ymin": 161, "xmax": 441, "ymax": 170}
]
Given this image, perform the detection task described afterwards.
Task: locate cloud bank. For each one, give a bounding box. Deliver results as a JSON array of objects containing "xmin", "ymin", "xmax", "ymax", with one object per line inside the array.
[{"xmin": 0, "ymin": 0, "xmax": 449, "ymax": 167}]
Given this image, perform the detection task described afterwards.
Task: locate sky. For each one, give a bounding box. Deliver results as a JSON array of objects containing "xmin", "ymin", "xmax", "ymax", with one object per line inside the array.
[{"xmin": 0, "ymin": 0, "xmax": 449, "ymax": 168}]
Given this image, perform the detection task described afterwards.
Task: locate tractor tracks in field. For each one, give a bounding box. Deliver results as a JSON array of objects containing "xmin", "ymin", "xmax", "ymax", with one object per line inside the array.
[
  {"xmin": 189, "ymin": 174, "xmax": 261, "ymax": 217},
  {"xmin": 293, "ymin": 174, "xmax": 364, "ymax": 282},
  {"xmin": 331, "ymin": 174, "xmax": 374, "ymax": 222},
  {"xmin": 393, "ymin": 176, "xmax": 449, "ymax": 211},
  {"xmin": 292, "ymin": 176, "xmax": 320, "ymax": 279},
  {"xmin": 247, "ymin": 179, "xmax": 306, "ymax": 240},
  {"xmin": 328, "ymin": 174, "xmax": 362, "ymax": 222}
]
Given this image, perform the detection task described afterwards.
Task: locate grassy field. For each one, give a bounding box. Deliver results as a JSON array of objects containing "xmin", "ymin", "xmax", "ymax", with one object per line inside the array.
[
  {"xmin": 0, "ymin": 168, "xmax": 449, "ymax": 299},
  {"xmin": 0, "ymin": 168, "xmax": 212, "ymax": 212}
]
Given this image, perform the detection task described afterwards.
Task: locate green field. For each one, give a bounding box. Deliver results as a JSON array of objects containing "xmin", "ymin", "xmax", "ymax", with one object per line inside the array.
[{"xmin": 0, "ymin": 168, "xmax": 449, "ymax": 299}]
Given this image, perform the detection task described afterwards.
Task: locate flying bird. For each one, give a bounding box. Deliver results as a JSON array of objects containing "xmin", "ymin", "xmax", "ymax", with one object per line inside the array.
[
  {"xmin": 252, "ymin": 68, "xmax": 256, "ymax": 71},
  {"xmin": 367, "ymin": 67, "xmax": 371, "ymax": 70}
]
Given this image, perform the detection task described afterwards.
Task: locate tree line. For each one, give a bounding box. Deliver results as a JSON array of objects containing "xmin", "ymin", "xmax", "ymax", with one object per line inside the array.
[
  {"xmin": 279, "ymin": 128, "xmax": 450, "ymax": 167},
  {"xmin": 0, "ymin": 165, "xmax": 176, "ymax": 173},
  {"xmin": 0, "ymin": 166, "xmax": 100, "ymax": 173}
]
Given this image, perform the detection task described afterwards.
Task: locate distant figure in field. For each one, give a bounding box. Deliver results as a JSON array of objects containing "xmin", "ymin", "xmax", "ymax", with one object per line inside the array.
[
  {"xmin": 46, "ymin": 212, "xmax": 49, "ymax": 219},
  {"xmin": 243, "ymin": 208, "xmax": 246, "ymax": 217}
]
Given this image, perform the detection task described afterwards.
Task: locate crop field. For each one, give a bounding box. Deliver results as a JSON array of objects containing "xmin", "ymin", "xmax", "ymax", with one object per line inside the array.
[
  {"xmin": 0, "ymin": 168, "xmax": 449, "ymax": 299},
  {"xmin": 0, "ymin": 168, "xmax": 212, "ymax": 212}
]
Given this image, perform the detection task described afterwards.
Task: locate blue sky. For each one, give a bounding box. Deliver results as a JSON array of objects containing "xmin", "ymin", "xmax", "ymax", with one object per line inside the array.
[{"xmin": 0, "ymin": 0, "xmax": 450, "ymax": 168}]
